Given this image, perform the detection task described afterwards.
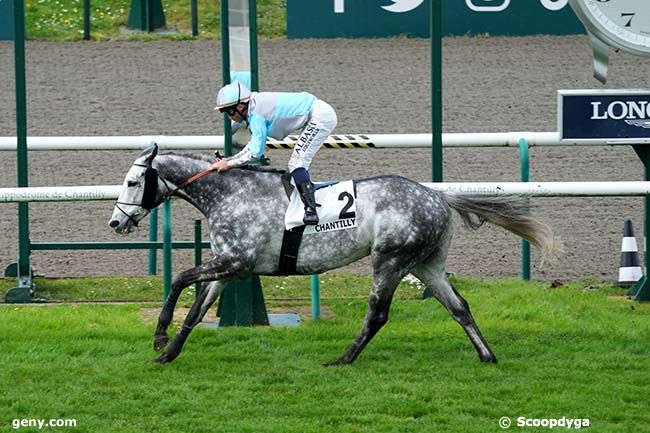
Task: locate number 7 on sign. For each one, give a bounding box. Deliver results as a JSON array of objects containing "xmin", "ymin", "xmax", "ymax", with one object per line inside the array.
[{"xmin": 334, "ymin": 0, "xmax": 344, "ymax": 13}]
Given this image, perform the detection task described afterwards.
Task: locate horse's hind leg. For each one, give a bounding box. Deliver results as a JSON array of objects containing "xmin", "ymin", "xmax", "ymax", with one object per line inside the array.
[
  {"xmin": 324, "ymin": 255, "xmax": 407, "ymax": 366},
  {"xmin": 154, "ymin": 280, "xmax": 226, "ymax": 364},
  {"xmin": 412, "ymin": 259, "xmax": 497, "ymax": 363}
]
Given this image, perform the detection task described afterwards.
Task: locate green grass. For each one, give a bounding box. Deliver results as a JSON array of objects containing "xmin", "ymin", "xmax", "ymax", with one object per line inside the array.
[
  {"xmin": 0, "ymin": 274, "xmax": 426, "ymax": 304},
  {"xmin": 1, "ymin": 276, "xmax": 649, "ymax": 432},
  {"xmin": 24, "ymin": 0, "xmax": 286, "ymax": 41}
]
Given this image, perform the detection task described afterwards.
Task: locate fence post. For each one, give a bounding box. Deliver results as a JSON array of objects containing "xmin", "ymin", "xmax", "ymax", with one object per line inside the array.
[
  {"xmin": 128, "ymin": 0, "xmax": 166, "ymax": 32},
  {"xmin": 422, "ymin": 0, "xmax": 442, "ymax": 301},
  {"xmin": 194, "ymin": 219, "xmax": 202, "ymax": 298},
  {"xmin": 630, "ymin": 145, "xmax": 650, "ymax": 301},
  {"xmin": 311, "ymin": 274, "xmax": 321, "ymax": 320},
  {"xmin": 221, "ymin": 0, "xmax": 231, "ymax": 155},
  {"xmin": 191, "ymin": 0, "xmax": 198, "ymax": 37},
  {"xmin": 216, "ymin": 0, "xmax": 269, "ymax": 326},
  {"xmin": 83, "ymin": 0, "xmax": 90, "ymax": 40},
  {"xmin": 148, "ymin": 208, "xmax": 158, "ymax": 275},
  {"xmin": 5, "ymin": 0, "xmax": 33, "ymax": 304},
  {"xmin": 431, "ymin": 0, "xmax": 442, "ymax": 183},
  {"xmin": 518, "ymin": 138, "xmax": 531, "ymax": 280},
  {"xmin": 162, "ymin": 199, "xmax": 172, "ymax": 301},
  {"xmin": 249, "ymin": 0, "xmax": 258, "ymax": 91}
]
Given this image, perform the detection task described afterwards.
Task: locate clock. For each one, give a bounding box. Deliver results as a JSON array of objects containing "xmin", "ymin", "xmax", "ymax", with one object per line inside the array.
[{"xmin": 569, "ymin": 0, "xmax": 650, "ymax": 83}]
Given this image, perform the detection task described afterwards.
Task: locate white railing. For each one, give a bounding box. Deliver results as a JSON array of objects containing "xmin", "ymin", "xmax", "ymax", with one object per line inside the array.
[
  {"xmin": 0, "ymin": 132, "xmax": 606, "ymax": 151},
  {"xmin": 424, "ymin": 182, "xmax": 650, "ymax": 196},
  {"xmin": 0, "ymin": 186, "xmax": 121, "ymax": 203},
  {"xmin": 2, "ymin": 182, "xmax": 650, "ymax": 204}
]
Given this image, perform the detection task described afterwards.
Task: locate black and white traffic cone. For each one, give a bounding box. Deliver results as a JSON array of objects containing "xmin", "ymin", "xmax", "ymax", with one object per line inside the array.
[{"xmin": 618, "ymin": 219, "xmax": 643, "ymax": 286}]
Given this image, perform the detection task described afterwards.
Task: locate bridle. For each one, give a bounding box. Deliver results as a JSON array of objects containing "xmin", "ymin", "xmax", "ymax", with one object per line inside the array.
[{"xmin": 114, "ymin": 161, "xmax": 218, "ymax": 228}]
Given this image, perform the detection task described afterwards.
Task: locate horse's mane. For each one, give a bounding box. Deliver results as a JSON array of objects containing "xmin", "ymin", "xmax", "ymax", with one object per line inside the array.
[{"xmin": 162, "ymin": 151, "xmax": 286, "ymax": 175}]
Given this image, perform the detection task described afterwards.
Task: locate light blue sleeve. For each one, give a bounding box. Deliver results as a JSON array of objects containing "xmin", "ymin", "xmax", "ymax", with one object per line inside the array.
[{"xmin": 247, "ymin": 114, "xmax": 268, "ymax": 158}]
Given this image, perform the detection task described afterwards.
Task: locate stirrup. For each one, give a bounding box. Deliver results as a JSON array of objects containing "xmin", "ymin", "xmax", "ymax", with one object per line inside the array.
[{"xmin": 303, "ymin": 208, "xmax": 319, "ymax": 225}]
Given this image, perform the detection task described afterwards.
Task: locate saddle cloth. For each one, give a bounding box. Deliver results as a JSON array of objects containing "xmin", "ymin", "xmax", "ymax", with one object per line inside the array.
[{"xmin": 284, "ymin": 180, "xmax": 358, "ymax": 234}]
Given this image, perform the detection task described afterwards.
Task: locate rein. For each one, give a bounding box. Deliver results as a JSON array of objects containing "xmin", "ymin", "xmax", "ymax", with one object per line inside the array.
[
  {"xmin": 162, "ymin": 151, "xmax": 227, "ymax": 198},
  {"xmin": 164, "ymin": 166, "xmax": 217, "ymax": 198}
]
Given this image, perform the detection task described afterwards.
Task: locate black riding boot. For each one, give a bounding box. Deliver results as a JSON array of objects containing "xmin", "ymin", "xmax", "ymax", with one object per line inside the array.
[{"xmin": 296, "ymin": 181, "xmax": 319, "ymax": 225}]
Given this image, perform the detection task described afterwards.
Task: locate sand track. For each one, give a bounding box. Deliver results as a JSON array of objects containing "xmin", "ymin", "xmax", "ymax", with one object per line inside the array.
[{"xmin": 0, "ymin": 36, "xmax": 649, "ymax": 281}]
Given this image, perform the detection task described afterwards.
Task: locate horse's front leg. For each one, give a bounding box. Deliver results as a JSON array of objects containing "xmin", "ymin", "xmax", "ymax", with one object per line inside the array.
[
  {"xmin": 153, "ymin": 272, "xmax": 189, "ymax": 352},
  {"xmin": 153, "ymin": 256, "xmax": 241, "ymax": 353},
  {"xmin": 152, "ymin": 267, "xmax": 198, "ymax": 352},
  {"xmin": 154, "ymin": 279, "xmax": 227, "ymax": 364}
]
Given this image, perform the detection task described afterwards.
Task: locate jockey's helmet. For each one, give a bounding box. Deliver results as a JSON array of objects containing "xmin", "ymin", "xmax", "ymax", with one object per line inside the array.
[{"xmin": 215, "ymin": 82, "xmax": 251, "ymax": 113}]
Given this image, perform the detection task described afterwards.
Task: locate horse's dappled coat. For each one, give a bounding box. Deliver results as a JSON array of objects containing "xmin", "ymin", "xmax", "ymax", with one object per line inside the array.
[{"xmin": 109, "ymin": 145, "xmax": 556, "ymax": 365}]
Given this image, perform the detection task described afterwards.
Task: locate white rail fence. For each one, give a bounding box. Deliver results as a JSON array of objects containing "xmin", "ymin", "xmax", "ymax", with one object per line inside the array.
[
  {"xmin": 0, "ymin": 132, "xmax": 609, "ymax": 151},
  {"xmin": 2, "ymin": 182, "xmax": 650, "ymax": 204}
]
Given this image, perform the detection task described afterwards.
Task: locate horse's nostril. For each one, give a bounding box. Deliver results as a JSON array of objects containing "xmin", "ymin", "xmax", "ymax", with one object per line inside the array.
[{"xmin": 109, "ymin": 220, "xmax": 120, "ymax": 228}]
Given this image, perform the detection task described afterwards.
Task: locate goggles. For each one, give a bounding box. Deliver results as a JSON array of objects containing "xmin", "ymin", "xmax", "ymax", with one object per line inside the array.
[{"xmin": 219, "ymin": 105, "xmax": 239, "ymax": 115}]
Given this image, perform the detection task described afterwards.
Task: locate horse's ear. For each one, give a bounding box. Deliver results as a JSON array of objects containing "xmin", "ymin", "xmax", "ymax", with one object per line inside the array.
[
  {"xmin": 139, "ymin": 142, "xmax": 159, "ymax": 164},
  {"xmin": 148, "ymin": 143, "xmax": 159, "ymax": 162}
]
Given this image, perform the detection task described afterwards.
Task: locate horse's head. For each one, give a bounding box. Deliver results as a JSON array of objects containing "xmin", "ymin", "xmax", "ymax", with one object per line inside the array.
[{"xmin": 108, "ymin": 144, "xmax": 164, "ymax": 234}]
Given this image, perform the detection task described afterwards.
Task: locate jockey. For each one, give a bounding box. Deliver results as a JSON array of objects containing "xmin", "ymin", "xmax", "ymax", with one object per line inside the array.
[{"xmin": 212, "ymin": 82, "xmax": 337, "ymax": 226}]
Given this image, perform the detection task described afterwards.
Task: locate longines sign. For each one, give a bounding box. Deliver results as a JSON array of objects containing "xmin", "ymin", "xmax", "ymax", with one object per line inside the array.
[
  {"xmin": 287, "ymin": 0, "xmax": 584, "ymax": 39},
  {"xmin": 559, "ymin": 90, "xmax": 650, "ymax": 144}
]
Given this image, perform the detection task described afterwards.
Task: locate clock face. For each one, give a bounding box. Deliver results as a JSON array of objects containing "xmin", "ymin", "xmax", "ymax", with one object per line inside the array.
[{"xmin": 570, "ymin": 0, "xmax": 650, "ymax": 56}]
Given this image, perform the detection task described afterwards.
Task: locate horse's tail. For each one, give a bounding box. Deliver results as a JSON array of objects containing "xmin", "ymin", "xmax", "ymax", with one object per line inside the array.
[{"xmin": 442, "ymin": 193, "xmax": 560, "ymax": 262}]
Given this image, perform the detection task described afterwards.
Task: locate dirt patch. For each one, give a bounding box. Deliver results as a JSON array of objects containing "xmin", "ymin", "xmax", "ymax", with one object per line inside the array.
[{"xmin": 140, "ymin": 305, "xmax": 334, "ymax": 325}]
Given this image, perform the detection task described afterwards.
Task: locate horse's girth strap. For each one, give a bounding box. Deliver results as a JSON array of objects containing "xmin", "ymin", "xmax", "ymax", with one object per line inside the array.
[{"xmin": 278, "ymin": 226, "xmax": 306, "ymax": 276}]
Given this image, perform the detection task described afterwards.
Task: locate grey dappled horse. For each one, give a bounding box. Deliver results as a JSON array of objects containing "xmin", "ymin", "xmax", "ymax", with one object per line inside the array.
[{"xmin": 109, "ymin": 145, "xmax": 556, "ymax": 365}]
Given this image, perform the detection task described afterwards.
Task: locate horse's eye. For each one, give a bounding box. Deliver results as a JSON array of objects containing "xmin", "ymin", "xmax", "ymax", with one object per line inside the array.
[{"xmin": 127, "ymin": 181, "xmax": 139, "ymax": 188}]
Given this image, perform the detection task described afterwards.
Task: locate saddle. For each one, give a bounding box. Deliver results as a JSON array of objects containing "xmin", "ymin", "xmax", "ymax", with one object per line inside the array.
[
  {"xmin": 276, "ymin": 173, "xmax": 358, "ymax": 275},
  {"xmin": 282, "ymin": 175, "xmax": 357, "ymax": 232}
]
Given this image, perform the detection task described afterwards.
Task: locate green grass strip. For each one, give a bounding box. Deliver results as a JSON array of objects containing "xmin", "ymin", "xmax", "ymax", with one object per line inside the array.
[
  {"xmin": 0, "ymin": 279, "xmax": 648, "ymax": 432},
  {"xmin": 24, "ymin": 0, "xmax": 286, "ymax": 41}
]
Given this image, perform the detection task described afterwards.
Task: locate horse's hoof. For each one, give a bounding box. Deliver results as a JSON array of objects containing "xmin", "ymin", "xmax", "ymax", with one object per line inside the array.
[
  {"xmin": 153, "ymin": 353, "xmax": 171, "ymax": 364},
  {"xmin": 322, "ymin": 358, "xmax": 348, "ymax": 367},
  {"xmin": 480, "ymin": 354, "xmax": 498, "ymax": 364},
  {"xmin": 153, "ymin": 334, "xmax": 169, "ymax": 352}
]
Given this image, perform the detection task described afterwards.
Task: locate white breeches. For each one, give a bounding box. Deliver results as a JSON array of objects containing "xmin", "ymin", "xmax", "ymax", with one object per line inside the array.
[{"xmin": 288, "ymin": 99, "xmax": 337, "ymax": 172}]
